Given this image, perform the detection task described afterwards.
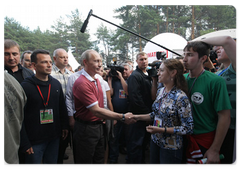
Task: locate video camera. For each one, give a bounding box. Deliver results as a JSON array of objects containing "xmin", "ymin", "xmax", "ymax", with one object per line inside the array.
[
  {"xmin": 107, "ymin": 64, "xmax": 124, "ymax": 77},
  {"xmin": 209, "ymin": 50, "xmax": 220, "ymax": 68},
  {"xmin": 147, "ymin": 61, "xmax": 161, "ymax": 77},
  {"xmin": 147, "ymin": 51, "xmax": 166, "ymax": 77},
  {"xmin": 156, "ymin": 51, "xmax": 166, "ymax": 60}
]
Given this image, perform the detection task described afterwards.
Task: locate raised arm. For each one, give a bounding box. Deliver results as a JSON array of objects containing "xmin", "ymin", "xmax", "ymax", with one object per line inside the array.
[
  {"xmin": 116, "ymin": 71, "xmax": 128, "ymax": 95},
  {"xmin": 201, "ymin": 36, "xmax": 236, "ymax": 71}
]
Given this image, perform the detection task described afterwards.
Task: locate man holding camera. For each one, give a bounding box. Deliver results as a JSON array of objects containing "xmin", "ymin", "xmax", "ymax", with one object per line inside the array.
[{"xmin": 108, "ymin": 62, "xmax": 133, "ymax": 163}]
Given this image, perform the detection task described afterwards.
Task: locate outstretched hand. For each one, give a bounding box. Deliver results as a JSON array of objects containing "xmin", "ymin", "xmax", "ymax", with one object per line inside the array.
[{"xmin": 124, "ymin": 112, "xmax": 137, "ymax": 124}]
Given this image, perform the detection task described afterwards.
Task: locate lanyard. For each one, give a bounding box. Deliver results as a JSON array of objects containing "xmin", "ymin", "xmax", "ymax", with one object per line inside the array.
[
  {"xmin": 217, "ymin": 68, "xmax": 228, "ymax": 76},
  {"xmin": 187, "ymin": 69, "xmax": 205, "ymax": 95},
  {"xmin": 36, "ymin": 84, "xmax": 51, "ymax": 108}
]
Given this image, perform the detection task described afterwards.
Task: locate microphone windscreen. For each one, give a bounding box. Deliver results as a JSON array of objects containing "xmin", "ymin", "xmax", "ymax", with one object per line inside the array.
[
  {"xmin": 80, "ymin": 20, "xmax": 88, "ymax": 33},
  {"xmin": 80, "ymin": 9, "xmax": 93, "ymax": 33}
]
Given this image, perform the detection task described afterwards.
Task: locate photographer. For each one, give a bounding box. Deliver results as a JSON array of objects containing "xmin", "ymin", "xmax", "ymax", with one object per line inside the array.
[
  {"xmin": 148, "ymin": 52, "xmax": 166, "ymax": 101},
  {"xmin": 108, "ymin": 62, "xmax": 132, "ymax": 163}
]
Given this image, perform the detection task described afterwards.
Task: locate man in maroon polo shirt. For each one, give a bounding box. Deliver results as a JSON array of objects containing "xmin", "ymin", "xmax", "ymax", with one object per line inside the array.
[{"xmin": 72, "ymin": 49, "xmax": 135, "ymax": 163}]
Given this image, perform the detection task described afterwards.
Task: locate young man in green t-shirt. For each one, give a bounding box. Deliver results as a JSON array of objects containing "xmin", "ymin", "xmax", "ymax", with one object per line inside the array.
[
  {"xmin": 201, "ymin": 36, "xmax": 236, "ymax": 164},
  {"xmin": 183, "ymin": 41, "xmax": 232, "ymax": 164}
]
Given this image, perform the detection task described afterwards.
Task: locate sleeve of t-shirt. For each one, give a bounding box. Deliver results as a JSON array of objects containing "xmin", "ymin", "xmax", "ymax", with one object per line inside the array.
[
  {"xmin": 103, "ymin": 80, "xmax": 110, "ymax": 92},
  {"xmin": 211, "ymin": 77, "xmax": 232, "ymax": 112}
]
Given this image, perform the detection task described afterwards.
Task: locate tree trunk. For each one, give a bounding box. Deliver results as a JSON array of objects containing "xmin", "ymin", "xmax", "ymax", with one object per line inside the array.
[
  {"xmin": 191, "ymin": 6, "xmax": 195, "ymax": 40},
  {"xmin": 172, "ymin": 6, "xmax": 175, "ymax": 33},
  {"xmin": 157, "ymin": 5, "xmax": 160, "ymax": 34},
  {"xmin": 137, "ymin": 5, "xmax": 142, "ymax": 51},
  {"xmin": 166, "ymin": 7, "xmax": 169, "ymax": 32}
]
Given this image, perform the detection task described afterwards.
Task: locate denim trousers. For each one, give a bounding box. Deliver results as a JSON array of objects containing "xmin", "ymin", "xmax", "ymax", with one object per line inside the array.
[
  {"xmin": 150, "ymin": 139, "xmax": 183, "ymax": 164},
  {"xmin": 25, "ymin": 137, "xmax": 60, "ymax": 164}
]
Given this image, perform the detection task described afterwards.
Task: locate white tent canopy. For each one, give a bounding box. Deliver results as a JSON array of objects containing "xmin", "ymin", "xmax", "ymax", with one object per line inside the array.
[
  {"xmin": 192, "ymin": 29, "xmax": 236, "ymax": 41},
  {"xmin": 68, "ymin": 50, "xmax": 80, "ymax": 71},
  {"xmin": 143, "ymin": 33, "xmax": 187, "ymax": 64}
]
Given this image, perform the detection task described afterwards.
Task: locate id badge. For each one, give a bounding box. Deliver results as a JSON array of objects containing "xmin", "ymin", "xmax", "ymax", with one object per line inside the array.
[
  {"xmin": 119, "ymin": 89, "xmax": 127, "ymax": 99},
  {"xmin": 153, "ymin": 116, "xmax": 162, "ymax": 127},
  {"xmin": 40, "ymin": 109, "xmax": 54, "ymax": 124}
]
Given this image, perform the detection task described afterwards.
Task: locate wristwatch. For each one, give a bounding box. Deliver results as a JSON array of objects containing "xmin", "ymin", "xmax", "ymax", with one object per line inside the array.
[{"xmin": 121, "ymin": 114, "xmax": 125, "ymax": 122}]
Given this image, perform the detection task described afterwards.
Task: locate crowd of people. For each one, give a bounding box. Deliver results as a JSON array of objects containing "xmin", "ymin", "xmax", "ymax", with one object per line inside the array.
[{"xmin": 4, "ymin": 35, "xmax": 236, "ymax": 164}]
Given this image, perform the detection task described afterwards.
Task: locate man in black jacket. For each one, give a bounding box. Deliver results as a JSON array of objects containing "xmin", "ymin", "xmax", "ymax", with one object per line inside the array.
[
  {"xmin": 4, "ymin": 39, "xmax": 34, "ymax": 83},
  {"xmin": 4, "ymin": 39, "xmax": 34, "ymax": 164},
  {"xmin": 20, "ymin": 49, "xmax": 69, "ymax": 164},
  {"xmin": 127, "ymin": 52, "xmax": 153, "ymax": 163}
]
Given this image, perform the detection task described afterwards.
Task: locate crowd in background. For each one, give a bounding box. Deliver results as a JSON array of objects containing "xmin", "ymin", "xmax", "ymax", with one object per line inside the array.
[{"xmin": 4, "ymin": 35, "xmax": 236, "ymax": 164}]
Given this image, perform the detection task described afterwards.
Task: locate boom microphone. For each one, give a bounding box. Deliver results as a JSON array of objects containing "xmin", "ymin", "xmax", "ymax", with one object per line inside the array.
[
  {"xmin": 81, "ymin": 9, "xmax": 182, "ymax": 57},
  {"xmin": 80, "ymin": 9, "xmax": 93, "ymax": 33}
]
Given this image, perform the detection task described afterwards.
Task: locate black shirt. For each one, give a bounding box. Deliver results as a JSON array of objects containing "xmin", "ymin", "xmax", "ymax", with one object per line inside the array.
[{"xmin": 4, "ymin": 64, "xmax": 34, "ymax": 84}]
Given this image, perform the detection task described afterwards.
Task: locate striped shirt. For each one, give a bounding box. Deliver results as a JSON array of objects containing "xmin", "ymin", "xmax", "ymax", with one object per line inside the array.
[{"xmin": 51, "ymin": 64, "xmax": 72, "ymax": 96}]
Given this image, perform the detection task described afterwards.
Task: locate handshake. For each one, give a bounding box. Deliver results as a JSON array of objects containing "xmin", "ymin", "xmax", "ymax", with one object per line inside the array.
[
  {"xmin": 123, "ymin": 113, "xmax": 161, "ymax": 134},
  {"xmin": 122, "ymin": 112, "xmax": 145, "ymax": 125}
]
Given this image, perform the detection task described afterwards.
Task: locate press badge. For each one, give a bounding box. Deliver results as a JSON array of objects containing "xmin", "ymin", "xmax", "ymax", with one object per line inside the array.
[
  {"xmin": 153, "ymin": 116, "xmax": 162, "ymax": 127},
  {"xmin": 40, "ymin": 109, "xmax": 54, "ymax": 124},
  {"xmin": 119, "ymin": 89, "xmax": 127, "ymax": 99}
]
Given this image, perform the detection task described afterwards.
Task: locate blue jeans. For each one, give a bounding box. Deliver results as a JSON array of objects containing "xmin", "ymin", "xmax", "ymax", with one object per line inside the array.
[
  {"xmin": 25, "ymin": 137, "xmax": 60, "ymax": 164},
  {"xmin": 150, "ymin": 140, "xmax": 183, "ymax": 164}
]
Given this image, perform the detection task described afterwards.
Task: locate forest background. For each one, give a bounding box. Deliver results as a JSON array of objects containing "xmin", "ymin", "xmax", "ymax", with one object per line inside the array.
[{"xmin": 4, "ymin": 5, "xmax": 236, "ymax": 66}]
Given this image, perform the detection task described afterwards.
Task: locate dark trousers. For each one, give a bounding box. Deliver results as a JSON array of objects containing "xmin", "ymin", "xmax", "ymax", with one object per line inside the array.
[
  {"xmin": 220, "ymin": 129, "xmax": 235, "ymax": 163},
  {"xmin": 73, "ymin": 120, "xmax": 104, "ymax": 164},
  {"xmin": 125, "ymin": 121, "xmax": 147, "ymax": 163},
  {"xmin": 57, "ymin": 134, "xmax": 69, "ymax": 163},
  {"xmin": 25, "ymin": 138, "xmax": 60, "ymax": 164},
  {"xmin": 108, "ymin": 120, "xmax": 126, "ymax": 163}
]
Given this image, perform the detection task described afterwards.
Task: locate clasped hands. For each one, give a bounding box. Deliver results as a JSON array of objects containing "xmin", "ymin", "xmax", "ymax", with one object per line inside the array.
[
  {"xmin": 123, "ymin": 112, "xmax": 136, "ymax": 124},
  {"xmin": 122, "ymin": 113, "xmax": 143, "ymax": 125},
  {"xmin": 123, "ymin": 113, "xmax": 144, "ymax": 125}
]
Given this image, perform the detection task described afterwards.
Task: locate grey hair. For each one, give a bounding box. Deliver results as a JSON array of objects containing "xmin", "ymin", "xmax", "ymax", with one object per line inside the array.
[
  {"xmin": 121, "ymin": 62, "xmax": 133, "ymax": 71},
  {"xmin": 79, "ymin": 49, "xmax": 96, "ymax": 66},
  {"xmin": 53, "ymin": 48, "xmax": 66, "ymax": 58},
  {"xmin": 21, "ymin": 50, "xmax": 32, "ymax": 61}
]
